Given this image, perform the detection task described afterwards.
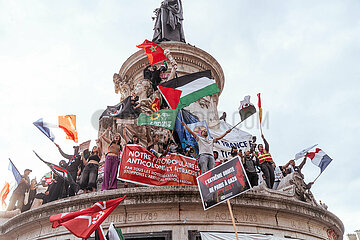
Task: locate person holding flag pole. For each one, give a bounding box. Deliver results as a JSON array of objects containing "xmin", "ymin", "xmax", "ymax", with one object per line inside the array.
[
  {"xmin": 257, "ymin": 134, "xmax": 275, "ymax": 189},
  {"xmin": 181, "ymin": 122, "xmax": 231, "ymax": 174}
]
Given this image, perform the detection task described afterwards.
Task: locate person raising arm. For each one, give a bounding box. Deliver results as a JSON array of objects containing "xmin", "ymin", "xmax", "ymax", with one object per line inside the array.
[{"xmin": 181, "ymin": 122, "xmax": 231, "ymax": 174}]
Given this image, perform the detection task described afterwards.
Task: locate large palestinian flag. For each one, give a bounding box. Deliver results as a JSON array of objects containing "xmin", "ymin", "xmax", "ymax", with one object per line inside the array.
[{"xmin": 158, "ymin": 70, "xmax": 220, "ymax": 110}]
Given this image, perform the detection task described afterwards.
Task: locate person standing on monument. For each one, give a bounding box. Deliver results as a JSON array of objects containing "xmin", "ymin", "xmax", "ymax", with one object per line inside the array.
[
  {"xmin": 54, "ymin": 143, "xmax": 82, "ymax": 196},
  {"xmin": 100, "ymin": 128, "xmax": 122, "ymax": 190},
  {"xmin": 148, "ymin": 64, "xmax": 168, "ymax": 91},
  {"xmin": 7, "ymin": 169, "xmax": 32, "ymax": 211},
  {"xmin": 256, "ymin": 134, "xmax": 275, "ymax": 189},
  {"xmin": 181, "ymin": 122, "xmax": 231, "ymax": 174},
  {"xmin": 79, "ymin": 146, "xmax": 101, "ymax": 193},
  {"xmin": 239, "ymin": 150, "xmax": 259, "ymax": 188}
]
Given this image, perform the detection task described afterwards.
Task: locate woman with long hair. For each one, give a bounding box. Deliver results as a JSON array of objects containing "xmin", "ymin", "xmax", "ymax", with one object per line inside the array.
[
  {"xmin": 80, "ymin": 146, "xmax": 101, "ymax": 192},
  {"xmin": 100, "ymin": 128, "xmax": 122, "ymax": 190}
]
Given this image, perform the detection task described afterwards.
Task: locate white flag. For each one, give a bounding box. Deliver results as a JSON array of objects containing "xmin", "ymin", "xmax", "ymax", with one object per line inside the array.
[{"xmin": 295, "ymin": 144, "xmax": 318, "ymax": 160}]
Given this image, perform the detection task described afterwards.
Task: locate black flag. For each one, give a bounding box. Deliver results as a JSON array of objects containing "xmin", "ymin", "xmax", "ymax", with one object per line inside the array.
[{"xmin": 238, "ymin": 95, "xmax": 256, "ymax": 122}]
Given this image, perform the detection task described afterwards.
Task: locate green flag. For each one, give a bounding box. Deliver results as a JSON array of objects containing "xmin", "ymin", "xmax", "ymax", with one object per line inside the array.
[
  {"xmin": 106, "ymin": 222, "xmax": 125, "ymax": 240},
  {"xmin": 137, "ymin": 109, "xmax": 178, "ymax": 130}
]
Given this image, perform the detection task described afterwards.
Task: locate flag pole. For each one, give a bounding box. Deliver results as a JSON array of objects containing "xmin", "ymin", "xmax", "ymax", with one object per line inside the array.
[
  {"xmin": 312, "ymin": 172, "xmax": 323, "ymax": 184},
  {"xmin": 230, "ymin": 119, "xmax": 244, "ymax": 130},
  {"xmin": 259, "ymin": 118, "xmax": 263, "ymax": 135},
  {"xmin": 227, "ymin": 200, "xmax": 239, "ymax": 240}
]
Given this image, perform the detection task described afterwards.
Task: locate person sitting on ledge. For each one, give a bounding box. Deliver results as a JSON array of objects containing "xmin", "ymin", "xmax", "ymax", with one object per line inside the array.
[{"xmin": 181, "ymin": 122, "xmax": 231, "ymax": 174}]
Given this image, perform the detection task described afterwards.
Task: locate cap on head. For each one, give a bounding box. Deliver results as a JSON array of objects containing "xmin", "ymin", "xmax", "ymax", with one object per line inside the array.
[{"xmin": 24, "ymin": 169, "xmax": 32, "ymax": 173}]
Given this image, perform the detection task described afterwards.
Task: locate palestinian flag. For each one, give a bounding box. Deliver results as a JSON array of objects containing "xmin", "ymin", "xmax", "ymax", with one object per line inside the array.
[
  {"xmin": 33, "ymin": 151, "xmax": 69, "ymax": 180},
  {"xmin": 106, "ymin": 222, "xmax": 125, "ymax": 240},
  {"xmin": 42, "ymin": 171, "xmax": 54, "ymax": 184},
  {"xmin": 158, "ymin": 70, "xmax": 220, "ymax": 110}
]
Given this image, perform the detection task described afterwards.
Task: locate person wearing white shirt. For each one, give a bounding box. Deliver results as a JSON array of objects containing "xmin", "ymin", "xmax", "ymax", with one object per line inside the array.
[{"xmin": 181, "ymin": 122, "xmax": 231, "ymax": 174}]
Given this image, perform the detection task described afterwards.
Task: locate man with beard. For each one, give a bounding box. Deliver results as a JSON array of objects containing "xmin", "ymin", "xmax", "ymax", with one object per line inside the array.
[{"xmin": 181, "ymin": 122, "xmax": 231, "ymax": 174}]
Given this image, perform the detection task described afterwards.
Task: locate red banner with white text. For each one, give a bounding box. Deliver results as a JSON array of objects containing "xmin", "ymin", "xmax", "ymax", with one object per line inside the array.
[{"xmin": 118, "ymin": 145, "xmax": 200, "ymax": 186}]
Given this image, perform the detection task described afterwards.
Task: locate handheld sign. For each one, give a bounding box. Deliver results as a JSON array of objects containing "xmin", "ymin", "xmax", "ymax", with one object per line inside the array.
[{"xmin": 197, "ymin": 156, "xmax": 251, "ymax": 210}]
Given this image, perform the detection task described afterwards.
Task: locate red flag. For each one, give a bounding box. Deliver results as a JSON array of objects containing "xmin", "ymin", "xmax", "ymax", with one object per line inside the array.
[
  {"xmin": 58, "ymin": 115, "xmax": 78, "ymax": 143},
  {"xmin": 257, "ymin": 93, "xmax": 263, "ymax": 123},
  {"xmin": 49, "ymin": 196, "xmax": 126, "ymax": 239},
  {"xmin": 151, "ymin": 98, "xmax": 160, "ymax": 112},
  {"xmin": 257, "ymin": 93, "xmax": 262, "ymax": 108},
  {"xmin": 158, "ymin": 85, "xmax": 182, "ymax": 109},
  {"xmin": 137, "ymin": 39, "xmax": 167, "ymax": 65},
  {"xmin": 0, "ymin": 182, "xmax": 10, "ymax": 209}
]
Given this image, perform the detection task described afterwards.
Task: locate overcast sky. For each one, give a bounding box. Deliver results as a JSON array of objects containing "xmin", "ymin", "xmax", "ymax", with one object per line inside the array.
[{"xmin": 0, "ymin": 0, "xmax": 359, "ymax": 235}]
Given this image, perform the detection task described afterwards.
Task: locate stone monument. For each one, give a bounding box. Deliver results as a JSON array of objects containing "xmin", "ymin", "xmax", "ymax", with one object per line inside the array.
[{"xmin": 0, "ymin": 2, "xmax": 345, "ymax": 240}]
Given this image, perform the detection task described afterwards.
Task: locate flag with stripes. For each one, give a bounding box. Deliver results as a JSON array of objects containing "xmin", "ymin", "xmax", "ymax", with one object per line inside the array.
[
  {"xmin": 8, "ymin": 159, "xmax": 22, "ymax": 184},
  {"xmin": 158, "ymin": 70, "xmax": 220, "ymax": 110},
  {"xmin": 33, "ymin": 118, "xmax": 55, "ymax": 141},
  {"xmin": 33, "ymin": 151, "xmax": 69, "ymax": 180},
  {"xmin": 307, "ymin": 148, "xmax": 333, "ymax": 173}
]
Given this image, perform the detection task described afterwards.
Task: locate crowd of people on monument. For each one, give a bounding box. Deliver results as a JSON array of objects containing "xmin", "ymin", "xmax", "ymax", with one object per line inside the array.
[
  {"xmin": 5, "ymin": 60, "xmax": 316, "ymax": 214},
  {"xmin": 7, "ymin": 121, "xmax": 316, "ymax": 214}
]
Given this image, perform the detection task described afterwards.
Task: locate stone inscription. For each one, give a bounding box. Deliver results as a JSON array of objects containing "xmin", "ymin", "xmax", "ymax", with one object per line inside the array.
[
  {"xmin": 106, "ymin": 212, "xmax": 159, "ymax": 224},
  {"xmin": 127, "ymin": 212, "xmax": 158, "ymax": 222},
  {"xmin": 206, "ymin": 212, "xmax": 258, "ymax": 223}
]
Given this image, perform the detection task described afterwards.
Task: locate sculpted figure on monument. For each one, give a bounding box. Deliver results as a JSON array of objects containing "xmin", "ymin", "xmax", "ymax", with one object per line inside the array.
[
  {"xmin": 113, "ymin": 73, "xmax": 131, "ymax": 101},
  {"xmin": 152, "ymin": 0, "xmax": 186, "ymax": 43}
]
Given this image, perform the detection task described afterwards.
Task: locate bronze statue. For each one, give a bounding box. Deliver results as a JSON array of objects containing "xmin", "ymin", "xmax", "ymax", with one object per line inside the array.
[{"xmin": 152, "ymin": 0, "xmax": 186, "ymax": 43}]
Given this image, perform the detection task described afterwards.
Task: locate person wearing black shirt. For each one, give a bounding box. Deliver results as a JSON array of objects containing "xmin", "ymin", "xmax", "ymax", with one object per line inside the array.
[
  {"xmin": 149, "ymin": 64, "xmax": 167, "ymax": 91},
  {"xmin": 54, "ymin": 143, "xmax": 82, "ymax": 196},
  {"xmin": 21, "ymin": 179, "xmax": 37, "ymax": 212},
  {"xmin": 240, "ymin": 150, "xmax": 259, "ymax": 188},
  {"xmin": 143, "ymin": 65, "xmax": 152, "ymax": 80},
  {"xmin": 123, "ymin": 128, "xmax": 140, "ymax": 145},
  {"xmin": 80, "ymin": 146, "xmax": 101, "ymax": 192}
]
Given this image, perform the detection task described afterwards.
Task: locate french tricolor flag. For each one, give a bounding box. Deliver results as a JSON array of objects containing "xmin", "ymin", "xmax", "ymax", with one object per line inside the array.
[
  {"xmin": 33, "ymin": 118, "xmax": 56, "ymax": 141},
  {"xmin": 307, "ymin": 148, "xmax": 333, "ymax": 173}
]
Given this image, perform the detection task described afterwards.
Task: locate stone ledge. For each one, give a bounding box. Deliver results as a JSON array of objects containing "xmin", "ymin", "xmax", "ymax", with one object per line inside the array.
[{"xmin": 0, "ymin": 185, "xmax": 344, "ymax": 239}]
